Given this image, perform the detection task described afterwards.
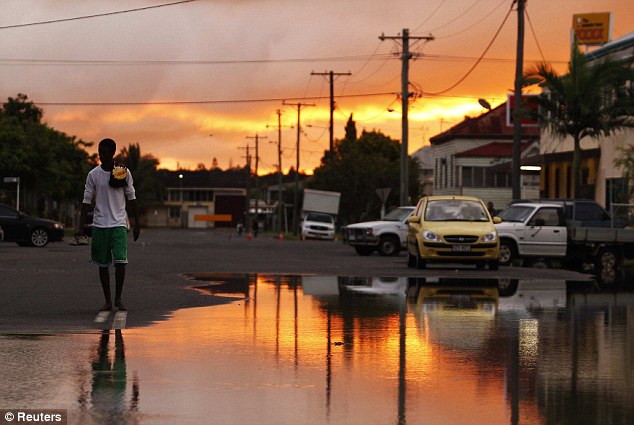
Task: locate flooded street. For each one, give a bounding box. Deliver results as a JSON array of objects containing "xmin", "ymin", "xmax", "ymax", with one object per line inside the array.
[{"xmin": 1, "ymin": 274, "xmax": 633, "ymax": 425}]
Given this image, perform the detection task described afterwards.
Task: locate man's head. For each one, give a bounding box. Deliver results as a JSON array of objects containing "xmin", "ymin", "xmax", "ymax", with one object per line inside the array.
[{"xmin": 98, "ymin": 138, "xmax": 117, "ymax": 165}]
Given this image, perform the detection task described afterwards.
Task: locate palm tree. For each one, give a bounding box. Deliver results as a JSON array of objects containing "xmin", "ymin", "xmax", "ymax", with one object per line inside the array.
[{"xmin": 523, "ymin": 45, "xmax": 633, "ymax": 198}]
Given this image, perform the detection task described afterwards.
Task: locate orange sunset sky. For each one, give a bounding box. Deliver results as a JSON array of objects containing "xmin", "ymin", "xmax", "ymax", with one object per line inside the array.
[{"xmin": 1, "ymin": 1, "xmax": 633, "ymax": 174}]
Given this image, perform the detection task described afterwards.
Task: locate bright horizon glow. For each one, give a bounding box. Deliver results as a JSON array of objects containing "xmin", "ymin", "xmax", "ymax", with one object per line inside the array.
[{"xmin": 3, "ymin": 1, "xmax": 632, "ymax": 174}]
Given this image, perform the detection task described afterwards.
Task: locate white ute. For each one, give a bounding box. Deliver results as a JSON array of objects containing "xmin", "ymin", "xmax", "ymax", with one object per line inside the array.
[{"xmin": 342, "ymin": 206, "xmax": 415, "ymax": 256}]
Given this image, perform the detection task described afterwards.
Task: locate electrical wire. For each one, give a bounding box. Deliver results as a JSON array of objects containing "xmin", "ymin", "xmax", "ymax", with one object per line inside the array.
[
  {"xmin": 36, "ymin": 91, "xmax": 397, "ymax": 106},
  {"xmin": 424, "ymin": 2, "xmax": 514, "ymax": 96},
  {"xmin": 412, "ymin": 0, "xmax": 447, "ymax": 34},
  {"xmin": 429, "ymin": 0, "xmax": 507, "ymax": 39},
  {"xmin": 0, "ymin": 54, "xmax": 396, "ymax": 66},
  {"xmin": 0, "ymin": 0, "xmax": 198, "ymax": 30},
  {"xmin": 525, "ymin": 6, "xmax": 547, "ymax": 63},
  {"xmin": 346, "ymin": 40, "xmax": 385, "ymax": 83},
  {"xmin": 0, "ymin": 52, "xmax": 566, "ymax": 67}
]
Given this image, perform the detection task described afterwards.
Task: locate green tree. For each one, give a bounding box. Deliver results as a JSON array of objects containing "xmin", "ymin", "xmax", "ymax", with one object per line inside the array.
[
  {"xmin": 0, "ymin": 94, "xmax": 93, "ymax": 214},
  {"xmin": 310, "ymin": 118, "xmax": 419, "ymax": 224},
  {"xmin": 524, "ymin": 45, "xmax": 634, "ymax": 198},
  {"xmin": 116, "ymin": 143, "xmax": 163, "ymax": 209}
]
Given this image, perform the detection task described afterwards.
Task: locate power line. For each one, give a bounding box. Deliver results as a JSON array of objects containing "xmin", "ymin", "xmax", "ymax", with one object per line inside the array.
[
  {"xmin": 0, "ymin": 0, "xmax": 198, "ymax": 30},
  {"xmin": 424, "ymin": 2, "xmax": 514, "ymax": 96},
  {"xmin": 525, "ymin": 6, "xmax": 547, "ymax": 63},
  {"xmin": 412, "ymin": 0, "xmax": 447, "ymax": 33},
  {"xmin": 429, "ymin": 0, "xmax": 507, "ymax": 39},
  {"xmin": 35, "ymin": 91, "xmax": 395, "ymax": 106},
  {"xmin": 0, "ymin": 54, "xmax": 395, "ymax": 66}
]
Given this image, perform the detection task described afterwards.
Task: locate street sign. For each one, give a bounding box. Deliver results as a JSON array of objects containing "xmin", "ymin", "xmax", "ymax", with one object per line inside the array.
[
  {"xmin": 3, "ymin": 177, "xmax": 19, "ymax": 183},
  {"xmin": 506, "ymin": 94, "xmax": 540, "ymax": 127},
  {"xmin": 572, "ymin": 13, "xmax": 612, "ymax": 46}
]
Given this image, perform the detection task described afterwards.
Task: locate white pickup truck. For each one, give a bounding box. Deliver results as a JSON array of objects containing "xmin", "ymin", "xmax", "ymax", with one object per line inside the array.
[
  {"xmin": 342, "ymin": 206, "xmax": 415, "ymax": 256},
  {"xmin": 495, "ymin": 201, "xmax": 634, "ymax": 283}
]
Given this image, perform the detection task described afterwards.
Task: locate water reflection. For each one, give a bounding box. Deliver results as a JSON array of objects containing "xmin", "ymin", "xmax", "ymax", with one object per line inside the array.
[
  {"xmin": 79, "ymin": 330, "xmax": 139, "ymax": 424},
  {"xmin": 1, "ymin": 275, "xmax": 633, "ymax": 425}
]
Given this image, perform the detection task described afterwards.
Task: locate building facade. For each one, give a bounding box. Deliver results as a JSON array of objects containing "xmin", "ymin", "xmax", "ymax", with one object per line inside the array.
[
  {"xmin": 429, "ymin": 102, "xmax": 541, "ymax": 209},
  {"xmin": 538, "ymin": 31, "xmax": 634, "ymax": 207}
]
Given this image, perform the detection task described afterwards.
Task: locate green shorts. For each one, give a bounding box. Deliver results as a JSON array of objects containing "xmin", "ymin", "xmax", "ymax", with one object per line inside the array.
[{"xmin": 90, "ymin": 227, "xmax": 128, "ymax": 267}]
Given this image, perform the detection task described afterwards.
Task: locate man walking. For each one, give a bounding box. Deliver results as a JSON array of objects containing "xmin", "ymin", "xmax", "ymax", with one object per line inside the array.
[{"xmin": 77, "ymin": 138, "xmax": 140, "ymax": 311}]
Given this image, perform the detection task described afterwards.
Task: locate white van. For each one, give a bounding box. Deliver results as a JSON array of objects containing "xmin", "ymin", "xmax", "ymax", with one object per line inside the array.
[{"xmin": 301, "ymin": 212, "xmax": 336, "ymax": 240}]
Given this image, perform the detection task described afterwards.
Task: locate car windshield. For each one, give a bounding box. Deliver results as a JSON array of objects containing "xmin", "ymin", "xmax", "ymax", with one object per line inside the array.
[
  {"xmin": 383, "ymin": 207, "xmax": 413, "ymax": 222},
  {"xmin": 497, "ymin": 205, "xmax": 534, "ymax": 223},
  {"xmin": 424, "ymin": 200, "xmax": 489, "ymax": 222},
  {"xmin": 305, "ymin": 213, "xmax": 333, "ymax": 223}
]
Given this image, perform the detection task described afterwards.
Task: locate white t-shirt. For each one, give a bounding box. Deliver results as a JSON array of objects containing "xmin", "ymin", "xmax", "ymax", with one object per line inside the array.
[{"xmin": 83, "ymin": 165, "xmax": 136, "ymax": 228}]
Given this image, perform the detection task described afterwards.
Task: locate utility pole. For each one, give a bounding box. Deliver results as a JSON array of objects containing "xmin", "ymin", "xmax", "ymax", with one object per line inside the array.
[
  {"xmin": 512, "ymin": 0, "xmax": 525, "ymax": 201},
  {"xmin": 246, "ymin": 133, "xmax": 267, "ymax": 234},
  {"xmin": 238, "ymin": 144, "xmax": 252, "ymax": 234},
  {"xmin": 380, "ymin": 28, "xmax": 434, "ymax": 206},
  {"xmin": 267, "ymin": 110, "xmax": 293, "ymax": 233},
  {"xmin": 283, "ymin": 101, "xmax": 315, "ymax": 235},
  {"xmin": 310, "ymin": 70, "xmax": 351, "ymax": 152}
]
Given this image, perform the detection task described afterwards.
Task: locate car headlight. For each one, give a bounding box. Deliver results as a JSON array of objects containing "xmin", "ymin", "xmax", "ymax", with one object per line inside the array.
[
  {"xmin": 482, "ymin": 231, "xmax": 497, "ymax": 242},
  {"xmin": 53, "ymin": 223, "xmax": 63, "ymax": 229},
  {"xmin": 422, "ymin": 230, "xmax": 441, "ymax": 242}
]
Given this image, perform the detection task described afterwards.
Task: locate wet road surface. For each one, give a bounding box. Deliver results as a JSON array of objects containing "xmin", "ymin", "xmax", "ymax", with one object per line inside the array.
[{"xmin": 2, "ymin": 273, "xmax": 633, "ymax": 425}]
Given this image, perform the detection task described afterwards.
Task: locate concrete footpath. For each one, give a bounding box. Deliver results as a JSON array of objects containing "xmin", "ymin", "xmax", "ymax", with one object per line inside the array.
[{"xmin": 0, "ymin": 228, "xmax": 592, "ymax": 333}]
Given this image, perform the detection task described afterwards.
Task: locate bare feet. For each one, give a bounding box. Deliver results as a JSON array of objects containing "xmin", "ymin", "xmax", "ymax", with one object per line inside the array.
[
  {"xmin": 100, "ymin": 303, "xmax": 113, "ymax": 311},
  {"xmin": 115, "ymin": 300, "xmax": 127, "ymax": 311}
]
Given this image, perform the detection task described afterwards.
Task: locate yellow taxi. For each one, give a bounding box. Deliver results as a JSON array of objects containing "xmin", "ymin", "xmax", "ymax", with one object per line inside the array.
[{"xmin": 407, "ymin": 195, "xmax": 500, "ymax": 270}]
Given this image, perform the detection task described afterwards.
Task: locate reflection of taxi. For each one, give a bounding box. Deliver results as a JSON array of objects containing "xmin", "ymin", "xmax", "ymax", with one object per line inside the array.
[
  {"xmin": 413, "ymin": 285, "xmax": 499, "ymax": 351},
  {"xmin": 407, "ymin": 196, "xmax": 500, "ymax": 270}
]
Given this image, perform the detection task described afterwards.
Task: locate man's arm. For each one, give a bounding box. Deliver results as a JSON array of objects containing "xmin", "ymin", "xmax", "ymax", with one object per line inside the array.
[
  {"xmin": 77, "ymin": 203, "xmax": 91, "ymax": 237},
  {"xmin": 128, "ymin": 199, "xmax": 140, "ymax": 241}
]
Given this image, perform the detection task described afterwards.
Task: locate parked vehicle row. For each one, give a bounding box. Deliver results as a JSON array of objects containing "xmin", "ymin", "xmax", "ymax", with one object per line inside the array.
[
  {"xmin": 343, "ymin": 195, "xmax": 633, "ymax": 281},
  {"xmin": 343, "ymin": 196, "xmax": 501, "ymax": 270},
  {"xmin": 0, "ymin": 203, "xmax": 65, "ymax": 247}
]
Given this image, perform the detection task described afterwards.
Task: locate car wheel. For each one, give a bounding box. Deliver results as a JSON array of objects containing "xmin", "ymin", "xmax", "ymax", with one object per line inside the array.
[
  {"xmin": 355, "ymin": 246, "xmax": 374, "ymax": 256},
  {"xmin": 378, "ymin": 235, "xmax": 400, "ymax": 256},
  {"xmin": 595, "ymin": 249, "xmax": 622, "ymax": 285},
  {"xmin": 30, "ymin": 228, "xmax": 50, "ymax": 247},
  {"xmin": 524, "ymin": 258, "xmax": 550, "ymax": 268},
  {"xmin": 498, "ymin": 240, "xmax": 516, "ymax": 266},
  {"xmin": 407, "ymin": 252, "xmax": 416, "ymax": 268},
  {"xmin": 489, "ymin": 260, "xmax": 500, "ymax": 271},
  {"xmin": 415, "ymin": 246, "xmax": 426, "ymax": 269}
]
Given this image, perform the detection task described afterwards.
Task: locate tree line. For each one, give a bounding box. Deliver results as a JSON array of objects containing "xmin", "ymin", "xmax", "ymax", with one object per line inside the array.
[{"xmin": 0, "ymin": 94, "xmax": 421, "ymax": 227}]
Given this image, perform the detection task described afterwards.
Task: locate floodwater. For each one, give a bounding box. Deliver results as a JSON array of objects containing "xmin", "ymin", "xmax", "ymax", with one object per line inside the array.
[{"xmin": 1, "ymin": 274, "xmax": 633, "ymax": 425}]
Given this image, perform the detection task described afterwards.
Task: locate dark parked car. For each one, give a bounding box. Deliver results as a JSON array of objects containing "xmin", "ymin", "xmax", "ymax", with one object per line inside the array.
[{"xmin": 0, "ymin": 203, "xmax": 65, "ymax": 247}]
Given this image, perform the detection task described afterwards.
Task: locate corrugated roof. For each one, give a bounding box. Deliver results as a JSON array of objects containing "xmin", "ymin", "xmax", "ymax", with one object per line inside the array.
[
  {"xmin": 455, "ymin": 141, "xmax": 532, "ymax": 158},
  {"xmin": 430, "ymin": 102, "xmax": 540, "ymax": 145}
]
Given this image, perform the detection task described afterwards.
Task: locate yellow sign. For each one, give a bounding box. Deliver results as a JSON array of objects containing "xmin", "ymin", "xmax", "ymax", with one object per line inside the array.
[{"xmin": 572, "ymin": 13, "xmax": 612, "ymax": 45}]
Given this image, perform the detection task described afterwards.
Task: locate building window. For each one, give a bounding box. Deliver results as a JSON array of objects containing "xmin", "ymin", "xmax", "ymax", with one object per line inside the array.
[
  {"xmin": 486, "ymin": 170, "xmax": 511, "ymax": 188},
  {"xmin": 169, "ymin": 206, "xmax": 181, "ymax": 219},
  {"xmin": 462, "ymin": 167, "xmax": 486, "ymax": 187}
]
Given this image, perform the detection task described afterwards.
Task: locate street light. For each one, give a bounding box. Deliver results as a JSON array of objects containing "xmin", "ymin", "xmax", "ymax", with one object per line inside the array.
[
  {"xmin": 478, "ymin": 98, "xmax": 492, "ymax": 111},
  {"xmin": 178, "ymin": 174, "xmax": 184, "ymax": 202}
]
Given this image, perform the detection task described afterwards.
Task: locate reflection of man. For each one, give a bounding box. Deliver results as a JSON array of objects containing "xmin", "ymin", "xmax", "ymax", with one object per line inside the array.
[{"xmin": 90, "ymin": 330, "xmax": 139, "ymax": 423}]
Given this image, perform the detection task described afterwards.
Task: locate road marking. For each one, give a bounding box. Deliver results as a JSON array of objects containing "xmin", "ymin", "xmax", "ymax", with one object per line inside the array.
[
  {"xmin": 112, "ymin": 311, "xmax": 127, "ymax": 329},
  {"xmin": 94, "ymin": 311, "xmax": 111, "ymax": 323}
]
